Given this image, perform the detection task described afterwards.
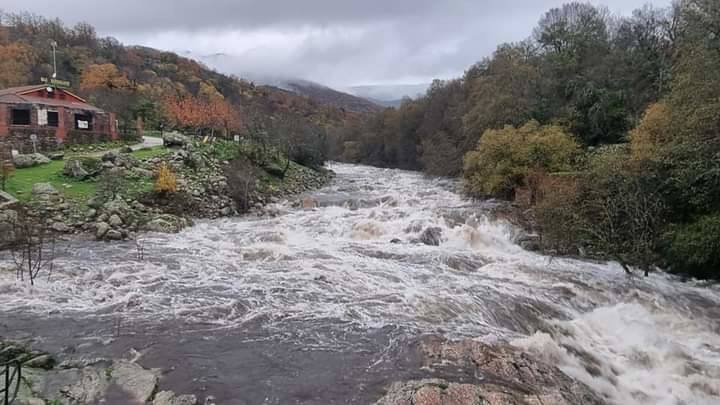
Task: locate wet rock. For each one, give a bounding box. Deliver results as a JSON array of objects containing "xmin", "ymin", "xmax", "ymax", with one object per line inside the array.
[
  {"xmin": 143, "ymin": 214, "xmax": 191, "ymax": 234},
  {"xmin": 112, "ymin": 360, "xmax": 159, "ymax": 403},
  {"xmin": 24, "ymin": 354, "xmax": 56, "ymax": 370},
  {"xmin": 302, "ymin": 196, "xmax": 318, "ymax": 210},
  {"xmin": 377, "ymin": 337, "xmax": 607, "ymax": 405},
  {"xmin": 418, "ymin": 227, "xmax": 443, "ymax": 246},
  {"xmin": 153, "ymin": 391, "xmax": 198, "ymax": 405},
  {"xmin": 517, "ymin": 233, "xmax": 541, "ymax": 252},
  {"xmin": 105, "ymin": 229, "xmax": 123, "ymax": 240},
  {"xmin": 50, "ymin": 222, "xmax": 72, "ymax": 233},
  {"xmin": 95, "ymin": 222, "xmax": 110, "ymax": 239},
  {"xmin": 390, "ymin": 238, "xmax": 402, "ymax": 244}
]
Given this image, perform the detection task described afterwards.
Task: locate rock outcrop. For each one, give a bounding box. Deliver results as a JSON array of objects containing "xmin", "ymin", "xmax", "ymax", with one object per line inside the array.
[
  {"xmin": 376, "ymin": 337, "xmax": 606, "ymax": 405},
  {"xmin": 13, "ymin": 153, "xmax": 50, "ymax": 168}
]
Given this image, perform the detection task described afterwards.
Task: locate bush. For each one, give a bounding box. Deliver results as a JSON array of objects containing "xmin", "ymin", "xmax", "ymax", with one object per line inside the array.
[
  {"xmin": 463, "ymin": 120, "xmax": 580, "ymax": 198},
  {"xmin": 154, "ymin": 162, "xmax": 177, "ymax": 193},
  {"xmin": 225, "ymin": 156, "xmax": 258, "ymax": 212},
  {"xmin": 664, "ymin": 214, "xmax": 720, "ymax": 279}
]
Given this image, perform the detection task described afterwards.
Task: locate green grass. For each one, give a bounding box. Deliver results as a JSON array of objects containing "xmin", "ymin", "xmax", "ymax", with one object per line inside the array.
[
  {"xmin": 5, "ymin": 146, "xmax": 170, "ymax": 203},
  {"xmin": 130, "ymin": 146, "xmax": 170, "ymax": 160},
  {"xmin": 4, "ymin": 160, "xmax": 96, "ymax": 202}
]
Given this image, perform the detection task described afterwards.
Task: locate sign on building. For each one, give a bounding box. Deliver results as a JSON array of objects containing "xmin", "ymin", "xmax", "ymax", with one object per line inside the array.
[
  {"xmin": 77, "ymin": 120, "xmax": 89, "ymax": 129},
  {"xmin": 38, "ymin": 108, "xmax": 48, "ymax": 126}
]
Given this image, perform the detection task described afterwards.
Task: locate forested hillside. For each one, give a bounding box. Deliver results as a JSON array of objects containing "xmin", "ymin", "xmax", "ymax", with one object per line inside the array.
[
  {"xmin": 0, "ymin": 11, "xmax": 353, "ymax": 142},
  {"xmin": 331, "ymin": 0, "xmax": 720, "ymax": 279}
]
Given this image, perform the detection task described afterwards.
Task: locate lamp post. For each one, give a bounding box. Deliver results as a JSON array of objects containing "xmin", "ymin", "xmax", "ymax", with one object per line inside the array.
[{"xmin": 50, "ymin": 40, "xmax": 58, "ymax": 79}]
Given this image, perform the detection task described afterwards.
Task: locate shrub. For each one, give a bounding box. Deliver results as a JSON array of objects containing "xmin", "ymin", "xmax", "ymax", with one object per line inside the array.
[
  {"xmin": 154, "ymin": 162, "xmax": 177, "ymax": 193},
  {"xmin": 664, "ymin": 214, "xmax": 720, "ymax": 279},
  {"xmin": 463, "ymin": 120, "xmax": 580, "ymax": 198}
]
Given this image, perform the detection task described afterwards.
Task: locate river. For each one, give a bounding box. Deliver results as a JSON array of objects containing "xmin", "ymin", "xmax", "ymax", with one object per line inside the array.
[{"xmin": 1, "ymin": 163, "xmax": 719, "ymax": 404}]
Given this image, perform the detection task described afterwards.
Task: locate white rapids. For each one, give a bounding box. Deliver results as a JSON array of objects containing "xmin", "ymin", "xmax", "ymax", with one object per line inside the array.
[{"xmin": 1, "ymin": 163, "xmax": 719, "ymax": 405}]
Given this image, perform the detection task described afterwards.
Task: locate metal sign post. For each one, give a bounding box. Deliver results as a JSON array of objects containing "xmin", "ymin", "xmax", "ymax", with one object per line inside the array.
[{"xmin": 30, "ymin": 134, "xmax": 38, "ymax": 154}]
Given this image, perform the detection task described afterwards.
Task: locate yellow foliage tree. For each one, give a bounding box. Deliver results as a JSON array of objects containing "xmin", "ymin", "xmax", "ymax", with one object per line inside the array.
[
  {"xmin": 0, "ymin": 43, "xmax": 37, "ymax": 87},
  {"xmin": 463, "ymin": 120, "xmax": 580, "ymax": 198},
  {"xmin": 629, "ymin": 102, "xmax": 673, "ymax": 161},
  {"xmin": 154, "ymin": 162, "xmax": 177, "ymax": 193}
]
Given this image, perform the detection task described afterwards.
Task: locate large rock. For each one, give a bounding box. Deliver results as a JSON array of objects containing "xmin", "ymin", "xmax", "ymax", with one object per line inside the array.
[
  {"xmin": 376, "ymin": 338, "xmax": 607, "ymax": 405},
  {"xmin": 13, "ymin": 153, "xmax": 50, "ymax": 168},
  {"xmin": 31, "ymin": 183, "xmax": 59, "ymax": 199},
  {"xmin": 418, "ymin": 227, "xmax": 443, "ymax": 246},
  {"xmin": 95, "ymin": 222, "xmax": 110, "ymax": 239},
  {"xmin": 63, "ymin": 159, "xmax": 90, "ymax": 179},
  {"xmin": 142, "ymin": 214, "xmax": 191, "ymax": 234},
  {"xmin": 103, "ymin": 197, "xmax": 132, "ymax": 218},
  {"xmin": 111, "ymin": 360, "xmax": 158, "ymax": 403},
  {"xmin": 153, "ymin": 391, "xmax": 198, "ymax": 405},
  {"xmin": 163, "ymin": 131, "xmax": 191, "ymax": 147}
]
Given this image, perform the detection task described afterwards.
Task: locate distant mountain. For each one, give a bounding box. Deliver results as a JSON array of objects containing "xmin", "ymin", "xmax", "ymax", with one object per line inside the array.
[
  {"xmin": 279, "ymin": 79, "xmax": 383, "ymax": 114},
  {"xmin": 345, "ymin": 83, "xmax": 430, "ymax": 105}
]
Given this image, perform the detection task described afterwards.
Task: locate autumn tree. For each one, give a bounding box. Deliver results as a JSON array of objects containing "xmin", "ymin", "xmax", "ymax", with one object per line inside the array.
[
  {"xmin": 80, "ymin": 63, "xmax": 130, "ymax": 91},
  {"xmin": 0, "ymin": 42, "xmax": 37, "ymax": 87}
]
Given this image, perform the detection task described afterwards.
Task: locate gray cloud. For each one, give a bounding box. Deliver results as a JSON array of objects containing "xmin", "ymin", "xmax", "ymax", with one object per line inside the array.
[{"xmin": 3, "ymin": 0, "xmax": 671, "ymax": 87}]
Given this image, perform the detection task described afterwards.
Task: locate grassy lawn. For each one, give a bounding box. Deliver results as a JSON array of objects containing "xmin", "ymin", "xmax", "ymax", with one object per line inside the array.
[
  {"xmin": 131, "ymin": 146, "xmax": 170, "ymax": 160},
  {"xmin": 5, "ymin": 160, "xmax": 96, "ymax": 202},
  {"xmin": 4, "ymin": 146, "xmax": 170, "ymax": 203}
]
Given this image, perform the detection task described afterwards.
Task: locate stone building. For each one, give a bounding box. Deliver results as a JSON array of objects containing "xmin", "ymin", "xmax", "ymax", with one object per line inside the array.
[{"xmin": 0, "ymin": 84, "xmax": 119, "ymax": 154}]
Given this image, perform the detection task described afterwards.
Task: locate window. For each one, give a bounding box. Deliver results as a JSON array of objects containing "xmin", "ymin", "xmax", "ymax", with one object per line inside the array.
[
  {"xmin": 11, "ymin": 108, "xmax": 31, "ymax": 125},
  {"xmin": 47, "ymin": 111, "xmax": 59, "ymax": 127},
  {"xmin": 74, "ymin": 113, "xmax": 93, "ymax": 130}
]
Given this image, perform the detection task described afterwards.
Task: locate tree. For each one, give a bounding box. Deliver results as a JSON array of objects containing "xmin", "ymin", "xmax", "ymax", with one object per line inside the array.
[
  {"xmin": 0, "ymin": 42, "xmax": 36, "ymax": 87},
  {"xmin": 463, "ymin": 121, "xmax": 580, "ymax": 198},
  {"xmin": 80, "ymin": 63, "xmax": 130, "ymax": 91},
  {"xmin": 9, "ymin": 208, "xmax": 56, "ymax": 286},
  {"xmin": 154, "ymin": 162, "xmax": 177, "ymax": 194}
]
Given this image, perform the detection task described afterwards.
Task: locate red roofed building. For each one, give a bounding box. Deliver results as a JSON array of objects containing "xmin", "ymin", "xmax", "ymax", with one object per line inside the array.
[{"xmin": 0, "ymin": 84, "xmax": 118, "ymax": 154}]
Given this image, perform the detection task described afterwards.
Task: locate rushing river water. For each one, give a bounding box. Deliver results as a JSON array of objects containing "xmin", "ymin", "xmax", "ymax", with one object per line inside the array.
[{"xmin": 1, "ymin": 163, "xmax": 720, "ymax": 404}]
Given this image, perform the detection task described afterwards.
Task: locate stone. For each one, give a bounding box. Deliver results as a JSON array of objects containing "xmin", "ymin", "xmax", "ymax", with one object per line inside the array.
[
  {"xmin": 390, "ymin": 238, "xmax": 402, "ymax": 244},
  {"xmin": 130, "ymin": 167, "xmax": 154, "ymax": 178},
  {"xmin": 153, "ymin": 391, "xmax": 199, "ymax": 405},
  {"xmin": 108, "ymin": 214, "xmax": 123, "ymax": 227},
  {"xmin": 101, "ymin": 150, "xmax": 119, "ymax": 162},
  {"xmin": 95, "ymin": 222, "xmax": 110, "ymax": 239},
  {"xmin": 143, "ymin": 214, "xmax": 191, "ymax": 234},
  {"xmin": 105, "ymin": 229, "xmax": 123, "ymax": 240},
  {"xmin": 13, "ymin": 153, "xmax": 50, "ymax": 168},
  {"xmin": 24, "ymin": 354, "xmax": 56, "ymax": 370},
  {"xmin": 302, "ymin": 196, "xmax": 318, "ymax": 210},
  {"xmin": 48, "ymin": 151, "xmax": 65, "ymax": 160},
  {"xmin": 120, "ymin": 145, "xmax": 134, "ymax": 154},
  {"xmin": 418, "ymin": 227, "xmax": 443, "ymax": 246},
  {"xmin": 103, "ymin": 197, "xmax": 132, "ymax": 217},
  {"xmin": 111, "ymin": 360, "xmax": 158, "ymax": 403},
  {"xmin": 85, "ymin": 208, "xmax": 97, "ymax": 219},
  {"xmin": 63, "ymin": 159, "xmax": 89, "ymax": 179},
  {"xmin": 163, "ymin": 131, "xmax": 191, "ymax": 147},
  {"xmin": 31, "ymin": 182, "xmax": 58, "ymax": 196},
  {"xmin": 375, "ymin": 338, "xmax": 607, "ymax": 405},
  {"xmin": 50, "ymin": 222, "xmax": 72, "ymax": 233}
]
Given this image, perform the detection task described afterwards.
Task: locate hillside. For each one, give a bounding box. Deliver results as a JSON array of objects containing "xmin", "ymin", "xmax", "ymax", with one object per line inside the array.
[
  {"xmin": 0, "ymin": 13, "xmax": 355, "ymax": 134},
  {"xmin": 281, "ymin": 79, "xmax": 382, "ymax": 113}
]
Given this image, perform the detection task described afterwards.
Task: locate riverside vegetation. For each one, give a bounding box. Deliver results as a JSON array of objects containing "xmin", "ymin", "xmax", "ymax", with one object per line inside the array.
[{"xmin": 330, "ymin": 0, "xmax": 720, "ymax": 280}]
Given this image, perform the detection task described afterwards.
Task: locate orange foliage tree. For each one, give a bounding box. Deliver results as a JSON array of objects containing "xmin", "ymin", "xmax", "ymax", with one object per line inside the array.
[
  {"xmin": 163, "ymin": 95, "xmax": 243, "ymax": 137},
  {"xmin": 0, "ymin": 43, "xmax": 37, "ymax": 87},
  {"xmin": 80, "ymin": 63, "xmax": 131, "ymax": 91}
]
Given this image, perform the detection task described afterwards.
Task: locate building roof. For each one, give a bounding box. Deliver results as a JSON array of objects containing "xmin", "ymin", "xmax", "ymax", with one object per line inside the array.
[{"xmin": 0, "ymin": 84, "xmax": 105, "ymax": 112}]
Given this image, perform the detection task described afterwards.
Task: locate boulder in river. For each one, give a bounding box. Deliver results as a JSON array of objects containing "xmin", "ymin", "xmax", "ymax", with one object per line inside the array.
[
  {"xmin": 418, "ymin": 227, "xmax": 443, "ymax": 246},
  {"xmin": 377, "ymin": 337, "xmax": 607, "ymax": 405}
]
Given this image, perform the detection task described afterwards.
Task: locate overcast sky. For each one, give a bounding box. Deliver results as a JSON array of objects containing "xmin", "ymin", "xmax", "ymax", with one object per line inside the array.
[{"xmin": 4, "ymin": 0, "xmax": 670, "ymax": 88}]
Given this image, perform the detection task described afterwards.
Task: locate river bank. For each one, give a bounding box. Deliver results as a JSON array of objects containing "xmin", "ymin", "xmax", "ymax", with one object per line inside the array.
[{"xmin": 1, "ymin": 164, "xmax": 719, "ymax": 404}]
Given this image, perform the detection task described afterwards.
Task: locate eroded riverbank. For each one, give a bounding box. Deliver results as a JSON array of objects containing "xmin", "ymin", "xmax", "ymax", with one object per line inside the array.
[{"xmin": 2, "ymin": 163, "xmax": 719, "ymax": 404}]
